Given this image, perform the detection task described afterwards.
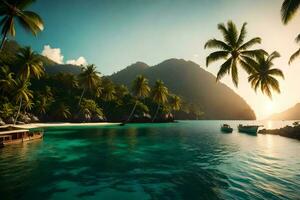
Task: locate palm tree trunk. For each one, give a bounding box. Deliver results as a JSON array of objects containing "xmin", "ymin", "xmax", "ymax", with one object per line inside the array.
[
  {"xmin": 78, "ymin": 88, "xmax": 86, "ymax": 105},
  {"xmin": 127, "ymin": 101, "xmax": 138, "ymax": 122},
  {"xmin": 14, "ymin": 97, "xmax": 22, "ymax": 125},
  {"xmin": 0, "ymin": 29, "xmax": 8, "ymax": 51},
  {"xmin": 152, "ymin": 104, "xmax": 160, "ymax": 122}
]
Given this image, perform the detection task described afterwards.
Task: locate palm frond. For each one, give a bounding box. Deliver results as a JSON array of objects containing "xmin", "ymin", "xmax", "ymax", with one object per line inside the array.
[
  {"xmin": 268, "ymin": 69, "xmax": 284, "ymax": 79},
  {"xmin": 289, "ymin": 48, "xmax": 300, "ymax": 64},
  {"xmin": 216, "ymin": 58, "xmax": 232, "ymax": 81},
  {"xmin": 206, "ymin": 51, "xmax": 229, "ymax": 66},
  {"xmin": 281, "ymin": 0, "xmax": 300, "ymax": 24},
  {"xmin": 231, "ymin": 60, "xmax": 238, "ymax": 87},
  {"xmin": 268, "ymin": 51, "xmax": 280, "ymax": 62},
  {"xmin": 226, "ymin": 20, "xmax": 239, "ymax": 47},
  {"xmin": 204, "ymin": 39, "xmax": 231, "ymax": 50},
  {"xmin": 236, "ymin": 22, "xmax": 247, "ymax": 47},
  {"xmin": 238, "ymin": 37, "xmax": 261, "ymax": 50}
]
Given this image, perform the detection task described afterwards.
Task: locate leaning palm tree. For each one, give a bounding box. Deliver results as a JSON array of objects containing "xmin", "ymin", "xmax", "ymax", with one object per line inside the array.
[
  {"xmin": 13, "ymin": 79, "xmax": 33, "ymax": 124},
  {"xmin": 205, "ymin": 21, "xmax": 266, "ymax": 86},
  {"xmin": 16, "ymin": 46, "xmax": 44, "ymax": 80},
  {"xmin": 151, "ymin": 80, "xmax": 169, "ymax": 122},
  {"xmin": 281, "ymin": 0, "xmax": 300, "ymax": 24},
  {"xmin": 77, "ymin": 64, "xmax": 101, "ymax": 105},
  {"xmin": 248, "ymin": 51, "xmax": 284, "ymax": 99},
  {"xmin": 170, "ymin": 95, "xmax": 182, "ymax": 119},
  {"xmin": 127, "ymin": 75, "xmax": 150, "ymax": 122},
  {"xmin": 0, "ymin": 0, "xmax": 44, "ymax": 50}
]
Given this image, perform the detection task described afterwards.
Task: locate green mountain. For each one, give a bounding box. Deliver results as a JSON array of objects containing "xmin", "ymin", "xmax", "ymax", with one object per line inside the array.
[
  {"xmin": 0, "ymin": 40, "xmax": 82, "ymax": 75},
  {"xmin": 110, "ymin": 59, "xmax": 256, "ymax": 120},
  {"xmin": 269, "ymin": 103, "xmax": 300, "ymax": 120}
]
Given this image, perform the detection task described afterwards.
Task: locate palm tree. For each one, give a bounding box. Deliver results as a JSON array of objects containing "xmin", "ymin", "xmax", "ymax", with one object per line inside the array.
[
  {"xmin": 127, "ymin": 75, "xmax": 150, "ymax": 122},
  {"xmin": 281, "ymin": 0, "xmax": 300, "ymax": 25},
  {"xmin": 170, "ymin": 95, "xmax": 182, "ymax": 119},
  {"xmin": 13, "ymin": 79, "xmax": 33, "ymax": 124},
  {"xmin": 248, "ymin": 51, "xmax": 284, "ymax": 99},
  {"xmin": 205, "ymin": 21, "xmax": 265, "ymax": 86},
  {"xmin": 16, "ymin": 46, "xmax": 44, "ymax": 80},
  {"xmin": 54, "ymin": 103, "xmax": 71, "ymax": 120},
  {"xmin": 0, "ymin": 0, "xmax": 44, "ymax": 50},
  {"xmin": 151, "ymin": 80, "xmax": 169, "ymax": 122},
  {"xmin": 0, "ymin": 65, "xmax": 15, "ymax": 94},
  {"xmin": 101, "ymin": 82, "xmax": 116, "ymax": 102},
  {"xmin": 281, "ymin": 0, "xmax": 300, "ymax": 64},
  {"xmin": 78, "ymin": 64, "xmax": 101, "ymax": 105}
]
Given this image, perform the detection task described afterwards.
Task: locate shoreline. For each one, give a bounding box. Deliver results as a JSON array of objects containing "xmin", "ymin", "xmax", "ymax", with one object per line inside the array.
[{"xmin": 2, "ymin": 122, "xmax": 121, "ymax": 129}]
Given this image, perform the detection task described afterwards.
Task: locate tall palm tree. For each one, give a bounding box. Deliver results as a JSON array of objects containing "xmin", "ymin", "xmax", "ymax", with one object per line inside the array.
[
  {"xmin": 127, "ymin": 75, "xmax": 150, "ymax": 122},
  {"xmin": 78, "ymin": 64, "xmax": 101, "ymax": 105},
  {"xmin": 170, "ymin": 95, "xmax": 182, "ymax": 119},
  {"xmin": 281, "ymin": 0, "xmax": 300, "ymax": 24},
  {"xmin": 17, "ymin": 46, "xmax": 44, "ymax": 80},
  {"xmin": 0, "ymin": 65, "xmax": 15, "ymax": 94},
  {"xmin": 13, "ymin": 79, "xmax": 33, "ymax": 124},
  {"xmin": 205, "ymin": 21, "xmax": 265, "ymax": 86},
  {"xmin": 248, "ymin": 51, "xmax": 284, "ymax": 99},
  {"xmin": 0, "ymin": 0, "xmax": 44, "ymax": 50},
  {"xmin": 151, "ymin": 80, "xmax": 169, "ymax": 122}
]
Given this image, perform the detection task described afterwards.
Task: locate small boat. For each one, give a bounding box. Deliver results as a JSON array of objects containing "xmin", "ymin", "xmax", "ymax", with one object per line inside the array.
[
  {"xmin": 221, "ymin": 124, "xmax": 233, "ymax": 133},
  {"xmin": 238, "ymin": 124, "xmax": 260, "ymax": 135},
  {"xmin": 0, "ymin": 126, "xmax": 43, "ymax": 147}
]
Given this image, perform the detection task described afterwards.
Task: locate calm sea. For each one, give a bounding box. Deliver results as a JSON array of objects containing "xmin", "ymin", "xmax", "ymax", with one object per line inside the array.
[{"xmin": 0, "ymin": 121, "xmax": 299, "ymax": 200}]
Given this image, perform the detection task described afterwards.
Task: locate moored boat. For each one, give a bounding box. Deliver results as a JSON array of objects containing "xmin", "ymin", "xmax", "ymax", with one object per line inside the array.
[
  {"xmin": 238, "ymin": 124, "xmax": 261, "ymax": 135},
  {"xmin": 221, "ymin": 124, "xmax": 233, "ymax": 133},
  {"xmin": 0, "ymin": 126, "xmax": 43, "ymax": 147}
]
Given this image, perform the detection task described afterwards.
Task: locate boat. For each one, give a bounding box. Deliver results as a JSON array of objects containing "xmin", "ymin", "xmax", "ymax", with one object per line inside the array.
[
  {"xmin": 0, "ymin": 126, "xmax": 43, "ymax": 147},
  {"xmin": 238, "ymin": 124, "xmax": 260, "ymax": 135},
  {"xmin": 221, "ymin": 124, "xmax": 233, "ymax": 133}
]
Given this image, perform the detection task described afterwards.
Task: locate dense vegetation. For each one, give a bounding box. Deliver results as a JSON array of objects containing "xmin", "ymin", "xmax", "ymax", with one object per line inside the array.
[{"xmin": 0, "ymin": 41, "xmax": 194, "ymax": 124}]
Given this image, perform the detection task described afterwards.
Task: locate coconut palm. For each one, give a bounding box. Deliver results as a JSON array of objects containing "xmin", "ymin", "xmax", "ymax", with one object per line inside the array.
[
  {"xmin": 13, "ymin": 79, "xmax": 33, "ymax": 124},
  {"xmin": 16, "ymin": 46, "xmax": 44, "ymax": 80},
  {"xmin": 0, "ymin": 0, "xmax": 44, "ymax": 50},
  {"xmin": 0, "ymin": 65, "xmax": 15, "ymax": 94},
  {"xmin": 78, "ymin": 64, "xmax": 101, "ymax": 105},
  {"xmin": 205, "ymin": 21, "xmax": 266, "ymax": 86},
  {"xmin": 101, "ymin": 82, "xmax": 116, "ymax": 102},
  {"xmin": 53, "ymin": 103, "xmax": 71, "ymax": 120},
  {"xmin": 248, "ymin": 51, "xmax": 284, "ymax": 99},
  {"xmin": 152, "ymin": 80, "xmax": 169, "ymax": 122},
  {"xmin": 127, "ymin": 75, "xmax": 150, "ymax": 122},
  {"xmin": 170, "ymin": 95, "xmax": 182, "ymax": 119},
  {"xmin": 281, "ymin": 0, "xmax": 300, "ymax": 24}
]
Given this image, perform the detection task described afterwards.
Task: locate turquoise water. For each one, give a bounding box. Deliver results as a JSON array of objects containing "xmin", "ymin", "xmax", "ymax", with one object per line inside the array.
[{"xmin": 0, "ymin": 121, "xmax": 300, "ymax": 200}]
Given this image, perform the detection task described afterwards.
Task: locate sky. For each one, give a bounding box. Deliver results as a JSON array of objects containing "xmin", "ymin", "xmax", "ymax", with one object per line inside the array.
[{"xmin": 13, "ymin": 0, "xmax": 300, "ymax": 119}]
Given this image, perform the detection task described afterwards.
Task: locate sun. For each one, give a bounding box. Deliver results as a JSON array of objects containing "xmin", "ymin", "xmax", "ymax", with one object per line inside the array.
[{"xmin": 265, "ymin": 102, "xmax": 275, "ymax": 113}]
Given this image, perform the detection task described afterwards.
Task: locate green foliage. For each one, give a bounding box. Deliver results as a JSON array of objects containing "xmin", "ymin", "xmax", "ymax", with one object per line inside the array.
[
  {"xmin": 205, "ymin": 21, "xmax": 266, "ymax": 87},
  {"xmin": 0, "ymin": 0, "xmax": 44, "ymax": 49},
  {"xmin": 0, "ymin": 103, "xmax": 15, "ymax": 119},
  {"xmin": 248, "ymin": 51, "xmax": 284, "ymax": 99},
  {"xmin": 281, "ymin": 0, "xmax": 300, "ymax": 24}
]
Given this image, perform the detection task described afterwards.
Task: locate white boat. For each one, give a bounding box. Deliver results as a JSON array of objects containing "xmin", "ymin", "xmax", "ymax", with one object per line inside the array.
[{"xmin": 238, "ymin": 124, "xmax": 261, "ymax": 135}]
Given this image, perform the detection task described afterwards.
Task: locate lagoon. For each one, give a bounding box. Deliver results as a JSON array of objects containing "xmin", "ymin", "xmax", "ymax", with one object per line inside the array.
[{"xmin": 0, "ymin": 121, "xmax": 299, "ymax": 200}]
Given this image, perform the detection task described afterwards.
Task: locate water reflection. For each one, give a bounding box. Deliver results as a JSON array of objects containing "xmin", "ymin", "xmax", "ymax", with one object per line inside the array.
[{"xmin": 0, "ymin": 121, "xmax": 299, "ymax": 200}]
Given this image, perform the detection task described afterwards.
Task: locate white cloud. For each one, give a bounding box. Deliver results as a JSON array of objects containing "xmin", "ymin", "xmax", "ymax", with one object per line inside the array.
[
  {"xmin": 42, "ymin": 45, "xmax": 64, "ymax": 64},
  {"xmin": 41, "ymin": 45, "xmax": 88, "ymax": 66},
  {"xmin": 66, "ymin": 56, "xmax": 87, "ymax": 66}
]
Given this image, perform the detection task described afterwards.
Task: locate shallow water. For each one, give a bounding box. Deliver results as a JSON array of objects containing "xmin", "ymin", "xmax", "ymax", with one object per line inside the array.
[{"xmin": 0, "ymin": 121, "xmax": 299, "ymax": 200}]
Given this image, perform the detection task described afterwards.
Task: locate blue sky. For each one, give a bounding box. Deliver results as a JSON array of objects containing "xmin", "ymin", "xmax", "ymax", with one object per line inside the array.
[{"xmin": 13, "ymin": 0, "xmax": 300, "ymax": 118}]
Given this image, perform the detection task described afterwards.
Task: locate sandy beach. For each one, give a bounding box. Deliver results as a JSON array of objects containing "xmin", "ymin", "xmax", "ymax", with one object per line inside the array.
[{"xmin": 2, "ymin": 122, "xmax": 120, "ymax": 129}]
